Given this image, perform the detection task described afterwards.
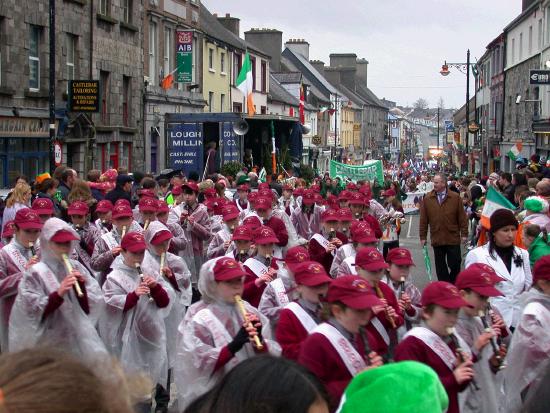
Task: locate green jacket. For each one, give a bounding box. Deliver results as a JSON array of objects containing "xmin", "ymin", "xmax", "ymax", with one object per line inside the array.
[{"xmin": 528, "ymin": 234, "xmax": 550, "ymax": 267}]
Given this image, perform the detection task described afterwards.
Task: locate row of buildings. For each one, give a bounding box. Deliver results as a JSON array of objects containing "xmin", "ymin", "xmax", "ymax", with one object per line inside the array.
[
  {"xmin": 453, "ymin": 0, "xmax": 550, "ymax": 173},
  {"xmin": 0, "ymin": 0, "xmax": 389, "ymax": 186}
]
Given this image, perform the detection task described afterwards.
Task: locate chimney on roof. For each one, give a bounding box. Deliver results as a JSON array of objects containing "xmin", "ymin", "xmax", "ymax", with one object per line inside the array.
[
  {"xmin": 245, "ymin": 28, "xmax": 283, "ymax": 71},
  {"xmin": 217, "ymin": 13, "xmax": 240, "ymax": 37},
  {"xmin": 309, "ymin": 60, "xmax": 325, "ymax": 75},
  {"xmin": 329, "ymin": 53, "xmax": 357, "ymax": 68},
  {"xmin": 285, "ymin": 38, "xmax": 310, "ymax": 60},
  {"xmin": 356, "ymin": 58, "xmax": 369, "ymax": 88}
]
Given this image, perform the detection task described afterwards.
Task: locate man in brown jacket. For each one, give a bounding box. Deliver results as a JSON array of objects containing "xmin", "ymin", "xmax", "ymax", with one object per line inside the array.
[{"xmin": 419, "ymin": 174, "xmax": 468, "ymax": 283}]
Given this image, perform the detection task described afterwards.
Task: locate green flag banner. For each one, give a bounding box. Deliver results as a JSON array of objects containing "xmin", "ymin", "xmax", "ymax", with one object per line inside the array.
[{"xmin": 329, "ymin": 160, "xmax": 383, "ymax": 183}]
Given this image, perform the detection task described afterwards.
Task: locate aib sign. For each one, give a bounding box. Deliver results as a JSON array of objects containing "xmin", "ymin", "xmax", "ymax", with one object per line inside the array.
[{"xmin": 167, "ymin": 123, "xmax": 204, "ymax": 176}]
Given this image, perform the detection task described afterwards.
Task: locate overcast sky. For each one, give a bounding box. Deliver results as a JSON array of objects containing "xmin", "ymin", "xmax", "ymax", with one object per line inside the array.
[{"xmin": 203, "ymin": 0, "xmax": 521, "ymax": 109}]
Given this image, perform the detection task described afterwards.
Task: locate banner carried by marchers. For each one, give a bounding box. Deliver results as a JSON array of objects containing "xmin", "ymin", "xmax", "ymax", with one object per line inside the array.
[{"xmin": 329, "ymin": 160, "xmax": 383, "ymax": 183}]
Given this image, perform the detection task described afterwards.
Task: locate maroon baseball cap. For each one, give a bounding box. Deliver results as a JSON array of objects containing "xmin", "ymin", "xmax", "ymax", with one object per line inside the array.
[
  {"xmin": 352, "ymin": 227, "xmax": 378, "ymax": 244},
  {"xmin": 338, "ymin": 190, "xmax": 352, "ymax": 201},
  {"xmin": 254, "ymin": 197, "xmax": 272, "ymax": 211},
  {"xmin": 293, "ymin": 188, "xmax": 304, "ymax": 197},
  {"xmin": 139, "ymin": 197, "xmax": 157, "ymax": 213},
  {"xmin": 346, "ymin": 183, "xmax": 358, "ymax": 191},
  {"xmin": 32, "ymin": 198, "xmax": 54, "ymax": 215},
  {"xmin": 171, "ymin": 185, "xmax": 183, "ymax": 196},
  {"xmin": 302, "ymin": 191, "xmax": 315, "ymax": 206},
  {"xmin": 232, "ymin": 225, "xmax": 253, "ymax": 241},
  {"xmin": 112, "ymin": 204, "xmax": 133, "ymax": 220},
  {"xmin": 337, "ymin": 208, "xmax": 353, "ymax": 222},
  {"xmin": 533, "ymin": 255, "xmax": 550, "ymax": 284},
  {"xmin": 463, "ymin": 263, "xmax": 505, "ymax": 284},
  {"xmin": 321, "ymin": 209, "xmax": 339, "ymax": 223},
  {"xmin": 203, "ymin": 188, "xmax": 217, "ymax": 199},
  {"xmin": 293, "ymin": 261, "xmax": 332, "ymax": 286},
  {"xmin": 326, "ymin": 275, "xmax": 382, "ymax": 309},
  {"xmin": 121, "ymin": 232, "xmax": 147, "ymax": 253},
  {"xmin": 350, "ymin": 221, "xmax": 370, "ymax": 236},
  {"xmin": 138, "ymin": 188, "xmax": 156, "ymax": 198},
  {"xmin": 354, "ymin": 247, "xmax": 389, "ymax": 271},
  {"xmin": 222, "ymin": 205, "xmax": 240, "ymax": 221},
  {"xmin": 258, "ymin": 182, "xmax": 270, "ymax": 191},
  {"xmin": 68, "ymin": 201, "xmax": 89, "ymax": 216},
  {"xmin": 156, "ymin": 200, "xmax": 170, "ymax": 214},
  {"xmin": 237, "ymin": 184, "xmax": 250, "ymax": 192},
  {"xmin": 255, "ymin": 226, "xmax": 279, "ymax": 245},
  {"xmin": 96, "ymin": 200, "xmax": 113, "ymax": 213},
  {"xmin": 2, "ymin": 220, "xmax": 15, "ymax": 238},
  {"xmin": 150, "ymin": 229, "xmax": 173, "ymax": 245},
  {"xmin": 14, "ymin": 208, "xmax": 43, "ymax": 230},
  {"xmin": 455, "ymin": 265, "xmax": 503, "ymax": 297},
  {"xmin": 114, "ymin": 199, "xmax": 131, "ymax": 208},
  {"xmin": 311, "ymin": 184, "xmax": 321, "ymax": 193},
  {"xmin": 386, "ymin": 248, "xmax": 415, "ymax": 266},
  {"xmin": 383, "ymin": 189, "xmax": 396, "ymax": 197},
  {"xmin": 284, "ymin": 246, "xmax": 311, "ymax": 271},
  {"xmin": 243, "ymin": 215, "xmax": 262, "ymax": 232},
  {"xmin": 213, "ymin": 257, "xmax": 248, "ymax": 281},
  {"xmin": 421, "ymin": 281, "xmax": 470, "ymax": 308},
  {"xmin": 348, "ymin": 192, "xmax": 365, "ymax": 205},
  {"xmin": 182, "ymin": 182, "xmax": 199, "ymax": 193},
  {"xmin": 51, "ymin": 229, "xmax": 79, "ymax": 243},
  {"xmin": 248, "ymin": 192, "xmax": 258, "ymax": 203}
]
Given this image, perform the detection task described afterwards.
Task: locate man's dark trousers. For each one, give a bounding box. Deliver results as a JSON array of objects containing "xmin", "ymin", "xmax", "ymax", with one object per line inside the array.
[{"xmin": 433, "ymin": 245, "xmax": 461, "ymax": 284}]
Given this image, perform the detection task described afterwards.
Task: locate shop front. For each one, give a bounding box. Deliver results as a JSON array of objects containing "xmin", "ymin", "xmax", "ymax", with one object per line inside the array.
[{"xmin": 0, "ymin": 116, "xmax": 50, "ymax": 188}]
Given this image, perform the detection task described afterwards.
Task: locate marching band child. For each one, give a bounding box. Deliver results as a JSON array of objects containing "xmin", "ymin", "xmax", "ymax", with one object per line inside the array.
[
  {"xmin": 156, "ymin": 199, "xmax": 189, "ymax": 256},
  {"xmin": 383, "ymin": 247, "xmax": 422, "ymax": 339},
  {"xmin": 502, "ymin": 255, "xmax": 550, "ymax": 413},
  {"xmin": 99, "ymin": 231, "xmax": 172, "ymax": 412},
  {"xmin": 32, "ymin": 197, "xmax": 56, "ymax": 223},
  {"xmin": 0, "ymin": 208, "xmax": 42, "ymax": 350},
  {"xmin": 298, "ymin": 275, "xmax": 384, "ymax": 410},
  {"xmin": 138, "ymin": 197, "xmax": 158, "ymax": 229},
  {"xmin": 207, "ymin": 205, "xmax": 240, "ymax": 259},
  {"xmin": 279, "ymin": 184, "xmax": 297, "ymax": 216},
  {"xmin": 394, "ymin": 281, "xmax": 476, "ymax": 413},
  {"xmin": 235, "ymin": 183, "xmax": 251, "ymax": 215},
  {"xmin": 94, "ymin": 199, "xmax": 113, "ymax": 234},
  {"xmin": 91, "ymin": 204, "xmax": 137, "ymax": 285},
  {"xmin": 242, "ymin": 226, "xmax": 279, "ymax": 307},
  {"xmin": 455, "ymin": 263, "xmax": 509, "ymax": 413},
  {"xmin": 276, "ymin": 260, "xmax": 331, "ymax": 360},
  {"xmin": 68, "ymin": 200, "xmax": 100, "ymax": 278},
  {"xmin": 337, "ymin": 207, "xmax": 353, "ymax": 236},
  {"xmin": 291, "ymin": 191, "xmax": 321, "ymax": 240},
  {"xmin": 309, "ymin": 209, "xmax": 346, "ymax": 273},
  {"xmin": 174, "ymin": 257, "xmax": 278, "ymax": 409},
  {"xmin": 9, "ymin": 218, "xmax": 106, "ymax": 363},
  {"xmin": 335, "ymin": 227, "xmax": 379, "ymax": 277},
  {"xmin": 254, "ymin": 196, "xmax": 289, "ymax": 252},
  {"xmin": 257, "ymin": 246, "xmax": 309, "ymax": 328},
  {"xmin": 354, "ymin": 247, "xmax": 403, "ymax": 359}
]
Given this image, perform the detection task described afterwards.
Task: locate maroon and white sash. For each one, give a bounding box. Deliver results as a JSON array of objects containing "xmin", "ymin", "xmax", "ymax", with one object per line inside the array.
[
  {"xmin": 102, "ymin": 232, "xmax": 119, "ymax": 250},
  {"xmin": 286, "ymin": 302, "xmax": 317, "ymax": 333},
  {"xmin": 3, "ymin": 243, "xmax": 29, "ymax": 272},
  {"xmin": 243, "ymin": 258, "xmax": 269, "ymax": 278},
  {"xmin": 313, "ymin": 323, "xmax": 365, "ymax": 376},
  {"xmin": 405, "ymin": 327, "xmax": 470, "ymax": 371},
  {"xmin": 370, "ymin": 317, "xmax": 390, "ymax": 345},
  {"xmin": 270, "ymin": 278, "xmax": 289, "ymax": 306},
  {"xmin": 343, "ymin": 256, "xmax": 357, "ymax": 275}
]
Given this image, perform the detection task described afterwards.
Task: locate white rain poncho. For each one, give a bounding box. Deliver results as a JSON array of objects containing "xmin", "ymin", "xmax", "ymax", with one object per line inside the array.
[
  {"xmin": 174, "ymin": 257, "xmax": 280, "ymax": 409},
  {"xmin": 501, "ymin": 288, "xmax": 550, "ymax": 413},
  {"xmin": 141, "ymin": 221, "xmax": 192, "ymax": 367},
  {"xmin": 99, "ymin": 241, "xmax": 173, "ymax": 386},
  {"xmin": 8, "ymin": 218, "xmax": 107, "ymax": 363}
]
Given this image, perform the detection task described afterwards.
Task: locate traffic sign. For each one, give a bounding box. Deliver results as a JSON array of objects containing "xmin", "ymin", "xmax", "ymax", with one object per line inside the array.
[
  {"xmin": 529, "ymin": 70, "xmax": 550, "ymax": 85},
  {"xmin": 54, "ymin": 141, "xmax": 62, "ymax": 166}
]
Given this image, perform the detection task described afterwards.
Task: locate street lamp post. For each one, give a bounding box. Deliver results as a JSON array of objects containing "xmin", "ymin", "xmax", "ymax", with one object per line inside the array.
[{"xmin": 440, "ymin": 49, "xmax": 478, "ymax": 172}]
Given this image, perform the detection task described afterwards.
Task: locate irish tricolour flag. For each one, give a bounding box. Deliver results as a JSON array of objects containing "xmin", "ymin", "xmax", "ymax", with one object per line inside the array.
[
  {"xmin": 480, "ymin": 186, "xmax": 516, "ymax": 229},
  {"xmin": 507, "ymin": 142, "xmax": 523, "ymax": 161},
  {"xmin": 236, "ymin": 52, "xmax": 255, "ymax": 116}
]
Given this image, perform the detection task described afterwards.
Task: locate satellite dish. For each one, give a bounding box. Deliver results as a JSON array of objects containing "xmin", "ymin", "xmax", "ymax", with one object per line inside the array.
[{"xmin": 233, "ymin": 119, "xmax": 249, "ymax": 136}]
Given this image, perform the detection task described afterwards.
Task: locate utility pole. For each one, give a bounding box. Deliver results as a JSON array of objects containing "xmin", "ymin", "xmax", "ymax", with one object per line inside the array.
[
  {"xmin": 465, "ymin": 49, "xmax": 470, "ymax": 173},
  {"xmin": 334, "ymin": 93, "xmax": 338, "ymax": 160},
  {"xmin": 49, "ymin": 0, "xmax": 56, "ymax": 172},
  {"xmin": 437, "ymin": 106, "xmax": 440, "ymax": 152}
]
